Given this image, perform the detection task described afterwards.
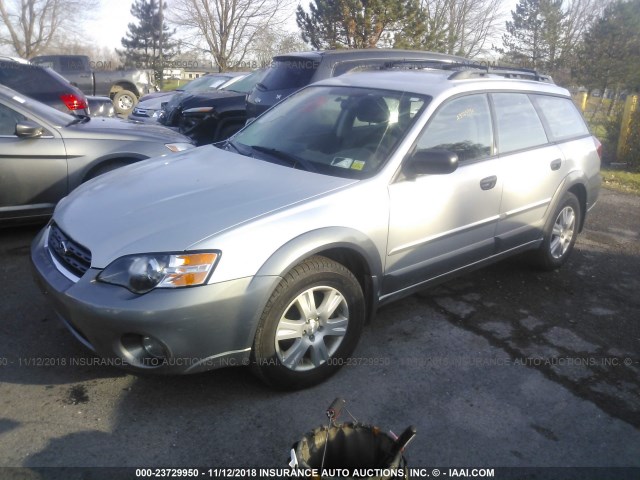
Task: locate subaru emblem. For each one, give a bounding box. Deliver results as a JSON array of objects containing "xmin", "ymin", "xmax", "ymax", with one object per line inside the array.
[{"xmin": 60, "ymin": 240, "xmax": 70, "ymax": 256}]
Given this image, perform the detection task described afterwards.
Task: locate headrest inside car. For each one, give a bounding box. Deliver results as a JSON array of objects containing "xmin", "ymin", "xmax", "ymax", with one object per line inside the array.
[{"xmin": 354, "ymin": 96, "xmax": 390, "ymax": 124}]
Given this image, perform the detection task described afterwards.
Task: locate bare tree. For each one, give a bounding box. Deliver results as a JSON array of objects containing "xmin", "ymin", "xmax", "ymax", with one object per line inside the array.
[
  {"xmin": 396, "ymin": 0, "xmax": 504, "ymax": 58},
  {"xmin": 250, "ymin": 25, "xmax": 306, "ymax": 68},
  {"xmin": 0, "ymin": 0, "xmax": 97, "ymax": 58},
  {"xmin": 170, "ymin": 0, "xmax": 294, "ymax": 72},
  {"xmin": 563, "ymin": 0, "xmax": 610, "ymax": 53}
]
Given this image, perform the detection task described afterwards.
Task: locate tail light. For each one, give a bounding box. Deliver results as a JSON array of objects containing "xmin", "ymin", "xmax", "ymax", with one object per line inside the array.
[
  {"xmin": 593, "ymin": 136, "xmax": 602, "ymax": 159},
  {"xmin": 60, "ymin": 93, "xmax": 88, "ymax": 111}
]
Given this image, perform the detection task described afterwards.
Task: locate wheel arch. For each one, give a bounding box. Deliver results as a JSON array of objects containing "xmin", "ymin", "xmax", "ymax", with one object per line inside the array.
[
  {"xmin": 254, "ymin": 227, "xmax": 384, "ymax": 322},
  {"xmin": 549, "ymin": 172, "xmax": 589, "ymax": 233},
  {"xmin": 81, "ymin": 153, "xmax": 148, "ymax": 182},
  {"xmin": 110, "ymin": 82, "xmax": 140, "ymax": 99},
  {"xmin": 567, "ymin": 183, "xmax": 587, "ymax": 232}
]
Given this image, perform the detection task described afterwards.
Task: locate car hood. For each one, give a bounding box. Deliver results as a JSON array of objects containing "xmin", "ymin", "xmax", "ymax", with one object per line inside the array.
[
  {"xmin": 54, "ymin": 147, "xmax": 357, "ymax": 268},
  {"xmin": 59, "ymin": 117, "xmax": 191, "ymax": 143},
  {"xmin": 139, "ymin": 91, "xmax": 175, "ymax": 102},
  {"xmin": 135, "ymin": 95, "xmax": 172, "ymax": 111},
  {"xmin": 179, "ymin": 89, "xmax": 243, "ymax": 109}
]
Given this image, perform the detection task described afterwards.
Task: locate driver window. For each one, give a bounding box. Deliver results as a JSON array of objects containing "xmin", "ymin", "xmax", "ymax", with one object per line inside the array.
[
  {"xmin": 416, "ymin": 94, "xmax": 493, "ymax": 162},
  {"xmin": 0, "ymin": 103, "xmax": 27, "ymax": 136}
]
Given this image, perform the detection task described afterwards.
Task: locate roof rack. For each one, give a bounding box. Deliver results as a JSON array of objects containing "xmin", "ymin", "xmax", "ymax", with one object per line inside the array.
[
  {"xmin": 448, "ymin": 65, "xmax": 553, "ymax": 83},
  {"xmin": 378, "ymin": 59, "xmax": 554, "ymax": 84}
]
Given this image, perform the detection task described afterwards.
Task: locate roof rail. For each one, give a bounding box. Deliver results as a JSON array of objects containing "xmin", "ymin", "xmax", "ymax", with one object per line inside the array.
[
  {"xmin": 378, "ymin": 59, "xmax": 554, "ymax": 84},
  {"xmin": 448, "ymin": 65, "xmax": 553, "ymax": 83},
  {"xmin": 380, "ymin": 59, "xmax": 474, "ymax": 71}
]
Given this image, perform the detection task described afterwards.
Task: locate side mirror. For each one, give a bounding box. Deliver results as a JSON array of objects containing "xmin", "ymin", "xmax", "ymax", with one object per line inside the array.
[
  {"xmin": 406, "ymin": 149, "xmax": 458, "ymax": 176},
  {"xmin": 15, "ymin": 121, "xmax": 45, "ymax": 138}
]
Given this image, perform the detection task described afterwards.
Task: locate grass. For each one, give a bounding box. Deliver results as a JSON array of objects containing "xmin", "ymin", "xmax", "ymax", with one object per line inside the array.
[
  {"xmin": 601, "ymin": 167, "xmax": 640, "ymax": 195},
  {"xmin": 159, "ymin": 79, "xmax": 187, "ymax": 91}
]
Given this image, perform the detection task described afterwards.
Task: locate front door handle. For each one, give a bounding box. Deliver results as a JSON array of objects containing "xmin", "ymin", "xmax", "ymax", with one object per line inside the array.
[
  {"xmin": 480, "ymin": 175, "xmax": 497, "ymax": 190},
  {"xmin": 550, "ymin": 158, "xmax": 562, "ymax": 171}
]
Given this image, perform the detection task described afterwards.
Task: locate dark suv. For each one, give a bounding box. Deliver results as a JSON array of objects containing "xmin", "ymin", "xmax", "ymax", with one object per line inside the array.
[
  {"xmin": 0, "ymin": 59, "xmax": 90, "ymax": 116},
  {"xmin": 162, "ymin": 69, "xmax": 265, "ymax": 145},
  {"xmin": 245, "ymin": 49, "xmax": 465, "ymax": 119}
]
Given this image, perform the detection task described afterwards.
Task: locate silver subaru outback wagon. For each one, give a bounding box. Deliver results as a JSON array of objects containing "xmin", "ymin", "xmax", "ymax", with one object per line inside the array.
[{"xmin": 31, "ymin": 65, "xmax": 601, "ymax": 389}]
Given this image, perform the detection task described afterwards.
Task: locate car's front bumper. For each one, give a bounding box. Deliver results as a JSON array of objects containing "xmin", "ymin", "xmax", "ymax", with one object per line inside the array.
[{"xmin": 30, "ymin": 226, "xmax": 280, "ymax": 374}]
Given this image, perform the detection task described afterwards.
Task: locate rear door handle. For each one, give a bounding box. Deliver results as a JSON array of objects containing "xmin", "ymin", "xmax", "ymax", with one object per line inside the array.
[
  {"xmin": 480, "ymin": 175, "xmax": 497, "ymax": 190},
  {"xmin": 550, "ymin": 158, "xmax": 562, "ymax": 171}
]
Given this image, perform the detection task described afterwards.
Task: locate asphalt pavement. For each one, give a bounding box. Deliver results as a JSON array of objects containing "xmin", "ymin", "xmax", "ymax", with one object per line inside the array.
[{"xmin": 0, "ymin": 188, "xmax": 638, "ymax": 479}]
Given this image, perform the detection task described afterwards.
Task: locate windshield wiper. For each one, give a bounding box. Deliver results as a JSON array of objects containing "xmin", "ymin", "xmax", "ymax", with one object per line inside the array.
[
  {"xmin": 65, "ymin": 115, "xmax": 91, "ymax": 127},
  {"xmin": 250, "ymin": 145, "xmax": 316, "ymax": 172},
  {"xmin": 225, "ymin": 139, "xmax": 245, "ymax": 154}
]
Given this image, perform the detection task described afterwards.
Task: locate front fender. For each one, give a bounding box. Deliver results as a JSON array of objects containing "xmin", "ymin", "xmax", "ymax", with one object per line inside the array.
[
  {"xmin": 255, "ymin": 227, "xmax": 383, "ymax": 279},
  {"xmin": 254, "ymin": 227, "xmax": 384, "ymax": 322}
]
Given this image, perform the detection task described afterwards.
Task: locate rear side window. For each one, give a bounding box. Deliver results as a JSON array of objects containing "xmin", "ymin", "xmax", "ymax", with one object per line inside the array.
[
  {"xmin": 259, "ymin": 59, "xmax": 318, "ymax": 90},
  {"xmin": 492, "ymin": 93, "xmax": 548, "ymax": 153},
  {"xmin": 416, "ymin": 94, "xmax": 493, "ymax": 162},
  {"xmin": 531, "ymin": 95, "xmax": 590, "ymax": 141}
]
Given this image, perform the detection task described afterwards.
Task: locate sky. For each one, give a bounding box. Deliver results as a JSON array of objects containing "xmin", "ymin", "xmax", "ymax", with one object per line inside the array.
[
  {"xmin": 1, "ymin": 0, "xmax": 516, "ymax": 56},
  {"xmin": 84, "ymin": 0, "xmax": 301, "ymax": 52}
]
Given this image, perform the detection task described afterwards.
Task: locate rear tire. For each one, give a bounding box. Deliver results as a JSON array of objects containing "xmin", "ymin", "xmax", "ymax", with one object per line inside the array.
[
  {"xmin": 251, "ymin": 256, "xmax": 365, "ymax": 390},
  {"xmin": 531, "ymin": 192, "xmax": 581, "ymax": 270},
  {"xmin": 113, "ymin": 90, "xmax": 137, "ymax": 115}
]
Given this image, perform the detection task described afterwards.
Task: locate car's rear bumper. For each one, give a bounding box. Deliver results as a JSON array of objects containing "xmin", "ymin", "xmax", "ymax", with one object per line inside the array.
[{"xmin": 30, "ymin": 226, "xmax": 279, "ymax": 374}]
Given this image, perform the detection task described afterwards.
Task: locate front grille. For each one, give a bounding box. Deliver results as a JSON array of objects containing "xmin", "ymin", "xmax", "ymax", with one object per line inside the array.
[{"xmin": 48, "ymin": 223, "xmax": 92, "ymax": 278}]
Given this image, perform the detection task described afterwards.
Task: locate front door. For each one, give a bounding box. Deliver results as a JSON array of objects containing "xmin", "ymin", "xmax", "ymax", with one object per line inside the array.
[
  {"xmin": 0, "ymin": 101, "xmax": 67, "ymax": 221},
  {"xmin": 385, "ymin": 93, "xmax": 502, "ymax": 295}
]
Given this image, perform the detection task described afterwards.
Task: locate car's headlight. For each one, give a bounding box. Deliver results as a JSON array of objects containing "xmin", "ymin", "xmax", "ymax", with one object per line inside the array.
[
  {"xmin": 97, "ymin": 252, "xmax": 220, "ymax": 294},
  {"xmin": 165, "ymin": 142, "xmax": 194, "ymax": 152}
]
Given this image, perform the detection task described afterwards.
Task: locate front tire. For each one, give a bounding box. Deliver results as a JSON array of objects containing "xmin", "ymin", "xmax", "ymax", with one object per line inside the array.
[
  {"xmin": 251, "ymin": 256, "xmax": 365, "ymax": 390},
  {"xmin": 532, "ymin": 192, "xmax": 581, "ymax": 270}
]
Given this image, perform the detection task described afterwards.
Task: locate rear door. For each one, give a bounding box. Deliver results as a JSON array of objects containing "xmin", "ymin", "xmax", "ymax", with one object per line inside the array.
[
  {"xmin": 385, "ymin": 93, "xmax": 503, "ymax": 294},
  {"xmin": 0, "ymin": 100, "xmax": 67, "ymax": 221},
  {"xmin": 491, "ymin": 92, "xmax": 571, "ymax": 251}
]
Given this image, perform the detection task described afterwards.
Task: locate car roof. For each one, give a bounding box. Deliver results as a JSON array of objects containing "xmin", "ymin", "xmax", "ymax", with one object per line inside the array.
[
  {"xmin": 312, "ymin": 69, "xmax": 570, "ymax": 98},
  {"xmin": 0, "ymin": 83, "xmax": 73, "ymax": 121},
  {"xmin": 273, "ymin": 49, "xmax": 468, "ymax": 63},
  {"xmin": 0, "ymin": 55, "xmax": 30, "ymax": 64}
]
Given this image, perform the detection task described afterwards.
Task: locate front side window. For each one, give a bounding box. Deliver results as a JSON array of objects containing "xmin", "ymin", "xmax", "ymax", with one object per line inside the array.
[
  {"xmin": 415, "ymin": 94, "xmax": 493, "ymax": 162},
  {"xmin": 0, "ymin": 103, "xmax": 27, "ymax": 135},
  {"xmin": 230, "ymin": 86, "xmax": 430, "ymax": 178},
  {"xmin": 531, "ymin": 95, "xmax": 590, "ymax": 141},
  {"xmin": 492, "ymin": 93, "xmax": 548, "ymax": 153}
]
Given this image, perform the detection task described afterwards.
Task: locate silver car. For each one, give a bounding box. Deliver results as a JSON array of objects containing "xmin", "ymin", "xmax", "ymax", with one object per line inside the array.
[
  {"xmin": 31, "ymin": 66, "xmax": 601, "ymax": 389},
  {"xmin": 0, "ymin": 85, "xmax": 194, "ymax": 222}
]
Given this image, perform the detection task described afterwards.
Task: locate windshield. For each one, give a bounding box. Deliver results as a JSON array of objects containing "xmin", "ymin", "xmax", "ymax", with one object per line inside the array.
[
  {"xmin": 221, "ymin": 69, "xmax": 265, "ymax": 94},
  {"xmin": 182, "ymin": 75, "xmax": 230, "ymax": 92},
  {"xmin": 231, "ymin": 86, "xmax": 430, "ymax": 179}
]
